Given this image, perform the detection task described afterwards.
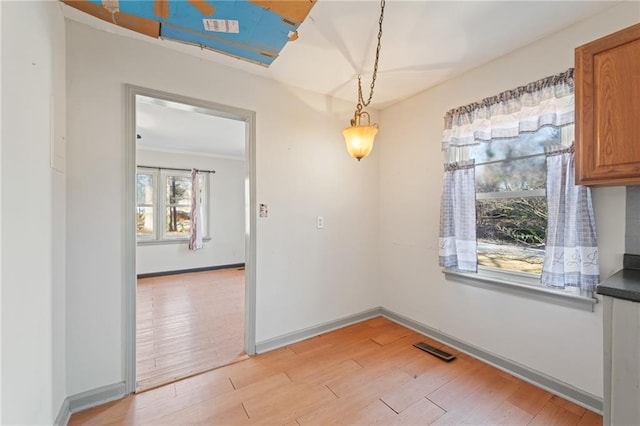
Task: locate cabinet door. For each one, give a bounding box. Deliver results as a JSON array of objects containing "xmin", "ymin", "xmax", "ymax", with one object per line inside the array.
[{"xmin": 575, "ymin": 24, "xmax": 640, "ymax": 186}]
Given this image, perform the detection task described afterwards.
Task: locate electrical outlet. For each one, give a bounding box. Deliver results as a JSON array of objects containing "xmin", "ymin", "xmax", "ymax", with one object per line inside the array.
[
  {"xmin": 259, "ymin": 204, "xmax": 268, "ymax": 218},
  {"xmin": 317, "ymin": 216, "xmax": 324, "ymax": 229}
]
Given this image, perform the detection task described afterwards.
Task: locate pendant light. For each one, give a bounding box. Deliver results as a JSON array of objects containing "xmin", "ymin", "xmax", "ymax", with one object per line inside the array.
[{"xmin": 342, "ymin": 0, "xmax": 385, "ymax": 162}]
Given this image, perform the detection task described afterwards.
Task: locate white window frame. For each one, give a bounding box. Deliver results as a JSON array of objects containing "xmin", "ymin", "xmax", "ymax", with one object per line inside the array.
[
  {"xmin": 136, "ymin": 167, "xmax": 211, "ymax": 245},
  {"xmin": 136, "ymin": 168, "xmax": 159, "ymax": 241},
  {"xmin": 444, "ymin": 125, "xmax": 596, "ymax": 311}
]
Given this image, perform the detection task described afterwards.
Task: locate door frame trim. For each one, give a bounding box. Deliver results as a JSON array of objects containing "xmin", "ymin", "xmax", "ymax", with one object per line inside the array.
[{"xmin": 123, "ymin": 84, "xmax": 257, "ymax": 394}]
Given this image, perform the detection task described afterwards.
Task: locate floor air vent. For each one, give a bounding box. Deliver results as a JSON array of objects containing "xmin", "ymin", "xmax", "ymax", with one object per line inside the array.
[{"xmin": 413, "ymin": 342, "xmax": 456, "ymax": 362}]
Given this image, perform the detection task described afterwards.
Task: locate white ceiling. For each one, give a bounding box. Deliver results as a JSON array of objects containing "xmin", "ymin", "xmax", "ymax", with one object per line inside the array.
[
  {"xmin": 275, "ymin": 0, "xmax": 621, "ymax": 108},
  {"xmin": 63, "ymin": 0, "xmax": 623, "ymax": 156},
  {"xmin": 136, "ymin": 96, "xmax": 246, "ymax": 158}
]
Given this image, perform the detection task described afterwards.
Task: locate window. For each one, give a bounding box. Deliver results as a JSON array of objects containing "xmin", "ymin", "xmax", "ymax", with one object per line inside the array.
[
  {"xmin": 136, "ymin": 171, "xmax": 156, "ymax": 238},
  {"xmin": 471, "ymin": 127, "xmax": 560, "ymax": 276},
  {"xmin": 443, "ymin": 125, "xmax": 597, "ymax": 307},
  {"xmin": 136, "ymin": 168, "xmax": 209, "ymax": 242},
  {"xmin": 464, "ymin": 126, "xmax": 580, "ymax": 292},
  {"xmin": 165, "ymin": 174, "xmax": 194, "ymax": 238},
  {"xmin": 439, "ymin": 69, "xmax": 598, "ymax": 308}
]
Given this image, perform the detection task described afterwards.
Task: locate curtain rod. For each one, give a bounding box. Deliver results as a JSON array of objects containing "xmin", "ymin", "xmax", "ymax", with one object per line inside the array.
[{"xmin": 137, "ymin": 165, "xmax": 216, "ymax": 174}]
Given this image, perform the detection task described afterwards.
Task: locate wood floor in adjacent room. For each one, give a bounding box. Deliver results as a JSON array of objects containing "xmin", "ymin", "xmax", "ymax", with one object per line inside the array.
[
  {"xmin": 71, "ymin": 317, "xmax": 602, "ymax": 425},
  {"xmin": 136, "ymin": 268, "xmax": 246, "ymax": 391}
]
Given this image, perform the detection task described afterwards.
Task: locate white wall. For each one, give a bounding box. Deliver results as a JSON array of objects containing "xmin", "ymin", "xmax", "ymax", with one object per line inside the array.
[
  {"xmin": 65, "ymin": 20, "xmax": 380, "ymax": 395},
  {"xmin": 378, "ymin": 3, "xmax": 638, "ymax": 398},
  {"xmin": 0, "ymin": 2, "xmax": 3, "ymax": 421},
  {"xmin": 1, "ymin": 1, "xmax": 66, "ymax": 423},
  {"xmin": 64, "ymin": 0, "xmax": 637, "ymax": 403},
  {"xmin": 51, "ymin": 1, "xmax": 67, "ymax": 420},
  {"xmin": 136, "ymin": 149, "xmax": 245, "ymax": 274}
]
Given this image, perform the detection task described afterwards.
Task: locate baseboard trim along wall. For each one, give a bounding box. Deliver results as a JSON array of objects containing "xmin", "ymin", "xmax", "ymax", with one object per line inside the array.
[
  {"xmin": 255, "ymin": 307, "xmax": 382, "ymax": 353},
  {"xmin": 256, "ymin": 306, "xmax": 602, "ymax": 414},
  {"xmin": 379, "ymin": 308, "xmax": 604, "ymax": 414},
  {"xmin": 57, "ymin": 307, "xmax": 602, "ymax": 422},
  {"xmin": 54, "ymin": 398, "xmax": 70, "ymax": 426},
  {"xmin": 137, "ymin": 263, "xmax": 245, "ymax": 279},
  {"xmin": 56, "ymin": 381, "xmax": 127, "ymax": 424}
]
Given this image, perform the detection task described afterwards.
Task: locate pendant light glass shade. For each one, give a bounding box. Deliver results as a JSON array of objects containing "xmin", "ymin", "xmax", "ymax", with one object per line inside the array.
[{"xmin": 342, "ymin": 124, "xmax": 378, "ymax": 161}]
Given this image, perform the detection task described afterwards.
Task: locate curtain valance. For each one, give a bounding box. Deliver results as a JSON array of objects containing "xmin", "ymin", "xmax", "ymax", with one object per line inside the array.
[{"xmin": 442, "ymin": 68, "xmax": 575, "ymax": 150}]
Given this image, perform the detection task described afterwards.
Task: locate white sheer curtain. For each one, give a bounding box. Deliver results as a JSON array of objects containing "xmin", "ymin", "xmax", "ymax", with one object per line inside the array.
[
  {"xmin": 188, "ymin": 168, "xmax": 204, "ymax": 251},
  {"xmin": 439, "ymin": 161, "xmax": 477, "ymax": 272},
  {"xmin": 542, "ymin": 145, "xmax": 599, "ymax": 290}
]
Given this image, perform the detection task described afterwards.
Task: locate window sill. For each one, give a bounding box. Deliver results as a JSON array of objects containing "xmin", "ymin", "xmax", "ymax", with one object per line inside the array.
[
  {"xmin": 443, "ymin": 268, "xmax": 597, "ymax": 312},
  {"xmin": 137, "ymin": 237, "xmax": 211, "ymax": 246}
]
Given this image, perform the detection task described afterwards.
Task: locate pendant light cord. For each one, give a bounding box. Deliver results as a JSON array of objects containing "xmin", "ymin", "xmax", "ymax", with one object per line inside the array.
[{"xmin": 357, "ymin": 0, "xmax": 385, "ymax": 108}]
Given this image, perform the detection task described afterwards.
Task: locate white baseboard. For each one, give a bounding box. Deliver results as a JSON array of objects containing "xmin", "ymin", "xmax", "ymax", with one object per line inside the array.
[
  {"xmin": 55, "ymin": 307, "xmax": 602, "ymax": 423},
  {"xmin": 255, "ymin": 306, "xmax": 602, "ymax": 414},
  {"xmin": 55, "ymin": 381, "xmax": 127, "ymax": 425},
  {"xmin": 380, "ymin": 307, "xmax": 603, "ymax": 414},
  {"xmin": 54, "ymin": 397, "xmax": 70, "ymax": 426},
  {"xmin": 255, "ymin": 307, "xmax": 383, "ymax": 353}
]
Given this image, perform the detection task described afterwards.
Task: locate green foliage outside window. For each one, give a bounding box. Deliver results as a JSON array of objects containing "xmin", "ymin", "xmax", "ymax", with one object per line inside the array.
[{"xmin": 470, "ymin": 127, "xmax": 560, "ymax": 274}]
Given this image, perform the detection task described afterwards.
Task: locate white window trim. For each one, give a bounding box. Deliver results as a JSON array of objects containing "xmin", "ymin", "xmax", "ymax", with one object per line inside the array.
[
  {"xmin": 476, "ymin": 188, "xmax": 546, "ymax": 200},
  {"xmin": 444, "ymin": 267, "xmax": 597, "ymax": 311},
  {"xmin": 136, "ymin": 168, "xmax": 159, "ymax": 242},
  {"xmin": 444, "ymin": 124, "xmax": 597, "ymax": 310},
  {"xmin": 136, "ymin": 167, "xmax": 211, "ymax": 245},
  {"xmin": 137, "ymin": 237, "xmax": 212, "ymax": 246},
  {"xmin": 159, "ymin": 169, "xmax": 210, "ymax": 241}
]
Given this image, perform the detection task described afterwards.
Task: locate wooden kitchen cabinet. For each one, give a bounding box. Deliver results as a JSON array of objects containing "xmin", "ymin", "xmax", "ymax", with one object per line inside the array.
[{"xmin": 575, "ymin": 23, "xmax": 640, "ymax": 186}]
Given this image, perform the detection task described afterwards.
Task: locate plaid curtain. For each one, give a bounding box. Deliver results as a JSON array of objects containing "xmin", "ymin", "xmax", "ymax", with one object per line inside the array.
[
  {"xmin": 442, "ymin": 69, "xmax": 575, "ymax": 150},
  {"xmin": 541, "ymin": 145, "xmax": 599, "ymax": 290},
  {"xmin": 439, "ymin": 160, "xmax": 477, "ymax": 272}
]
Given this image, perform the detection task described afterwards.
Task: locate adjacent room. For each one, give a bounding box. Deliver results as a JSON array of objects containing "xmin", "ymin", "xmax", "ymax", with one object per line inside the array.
[
  {"xmin": 1, "ymin": 0, "xmax": 639, "ymax": 425},
  {"xmin": 134, "ymin": 94, "xmax": 248, "ymax": 391}
]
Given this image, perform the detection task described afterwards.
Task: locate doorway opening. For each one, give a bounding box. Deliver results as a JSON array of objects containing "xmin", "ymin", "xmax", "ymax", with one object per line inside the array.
[{"xmin": 124, "ymin": 86, "xmax": 256, "ymax": 393}]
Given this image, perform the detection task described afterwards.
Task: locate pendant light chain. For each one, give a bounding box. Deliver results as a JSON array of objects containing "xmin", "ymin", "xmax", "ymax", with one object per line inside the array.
[
  {"xmin": 342, "ymin": 0, "xmax": 385, "ymax": 161},
  {"xmin": 357, "ymin": 0, "xmax": 385, "ymax": 108}
]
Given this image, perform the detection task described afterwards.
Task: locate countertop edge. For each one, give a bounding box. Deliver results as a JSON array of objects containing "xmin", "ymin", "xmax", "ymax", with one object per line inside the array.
[{"xmin": 596, "ymin": 268, "xmax": 640, "ymax": 303}]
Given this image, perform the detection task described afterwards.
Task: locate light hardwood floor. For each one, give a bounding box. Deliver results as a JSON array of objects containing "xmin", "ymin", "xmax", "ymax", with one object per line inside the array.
[
  {"xmin": 71, "ymin": 317, "xmax": 602, "ymax": 425},
  {"xmin": 136, "ymin": 268, "xmax": 246, "ymax": 391}
]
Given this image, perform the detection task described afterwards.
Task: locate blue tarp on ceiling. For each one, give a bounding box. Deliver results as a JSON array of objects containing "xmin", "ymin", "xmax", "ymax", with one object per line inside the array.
[{"xmin": 63, "ymin": 0, "xmax": 316, "ymax": 66}]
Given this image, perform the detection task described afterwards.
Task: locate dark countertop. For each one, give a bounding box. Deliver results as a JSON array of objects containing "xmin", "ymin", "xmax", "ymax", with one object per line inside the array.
[
  {"xmin": 597, "ymin": 269, "xmax": 640, "ymax": 303},
  {"xmin": 596, "ymin": 254, "xmax": 640, "ymax": 303}
]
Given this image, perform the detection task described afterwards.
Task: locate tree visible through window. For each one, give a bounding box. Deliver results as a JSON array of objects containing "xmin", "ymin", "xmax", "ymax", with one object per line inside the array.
[
  {"xmin": 470, "ymin": 127, "xmax": 561, "ymax": 275},
  {"xmin": 439, "ymin": 69, "xmax": 598, "ymax": 295},
  {"xmin": 136, "ymin": 168, "xmax": 208, "ymax": 241},
  {"xmin": 166, "ymin": 175, "xmax": 192, "ymax": 237},
  {"xmin": 137, "ymin": 172, "xmax": 155, "ymax": 237}
]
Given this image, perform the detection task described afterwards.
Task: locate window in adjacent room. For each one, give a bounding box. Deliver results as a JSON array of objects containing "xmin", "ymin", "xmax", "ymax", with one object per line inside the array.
[
  {"xmin": 136, "ymin": 167, "xmax": 209, "ymax": 242},
  {"xmin": 136, "ymin": 169, "xmax": 157, "ymax": 240}
]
